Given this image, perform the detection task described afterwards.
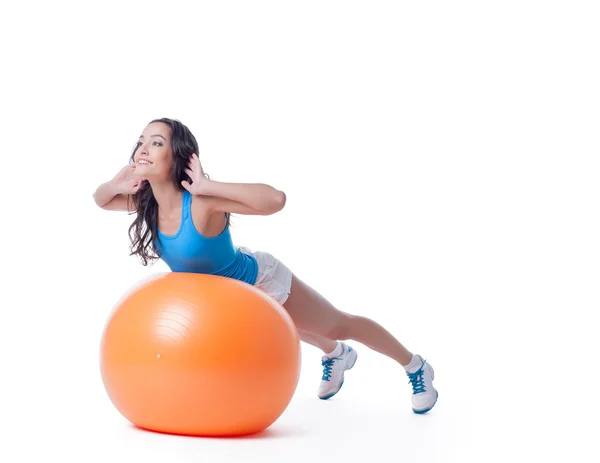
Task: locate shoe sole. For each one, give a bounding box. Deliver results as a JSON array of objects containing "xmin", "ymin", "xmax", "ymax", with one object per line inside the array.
[
  {"xmin": 413, "ymin": 389, "xmax": 438, "ymax": 414},
  {"xmin": 318, "ymin": 349, "xmax": 358, "ymax": 400}
]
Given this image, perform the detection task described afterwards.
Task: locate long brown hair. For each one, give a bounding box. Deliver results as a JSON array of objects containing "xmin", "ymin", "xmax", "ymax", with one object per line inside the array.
[{"xmin": 127, "ymin": 118, "xmax": 231, "ymax": 265}]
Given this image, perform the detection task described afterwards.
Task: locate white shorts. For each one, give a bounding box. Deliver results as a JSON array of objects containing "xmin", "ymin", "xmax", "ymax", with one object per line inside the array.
[{"xmin": 238, "ymin": 246, "xmax": 293, "ymax": 305}]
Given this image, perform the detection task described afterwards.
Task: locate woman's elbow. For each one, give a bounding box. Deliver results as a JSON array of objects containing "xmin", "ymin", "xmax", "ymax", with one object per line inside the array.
[{"xmin": 271, "ymin": 190, "xmax": 286, "ymax": 214}]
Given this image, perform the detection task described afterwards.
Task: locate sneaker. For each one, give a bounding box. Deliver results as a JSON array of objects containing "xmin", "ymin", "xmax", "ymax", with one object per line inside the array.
[
  {"xmin": 406, "ymin": 354, "xmax": 438, "ymax": 414},
  {"xmin": 317, "ymin": 342, "xmax": 358, "ymax": 400}
]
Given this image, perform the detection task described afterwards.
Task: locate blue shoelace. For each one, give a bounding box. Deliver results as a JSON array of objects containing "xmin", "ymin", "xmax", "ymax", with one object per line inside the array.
[
  {"xmin": 407, "ymin": 360, "xmax": 428, "ymax": 394},
  {"xmin": 321, "ymin": 358, "xmax": 337, "ymax": 381}
]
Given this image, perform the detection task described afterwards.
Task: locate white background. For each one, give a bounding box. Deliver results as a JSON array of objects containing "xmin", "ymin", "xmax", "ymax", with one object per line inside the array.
[{"xmin": 1, "ymin": 1, "xmax": 599, "ymax": 461}]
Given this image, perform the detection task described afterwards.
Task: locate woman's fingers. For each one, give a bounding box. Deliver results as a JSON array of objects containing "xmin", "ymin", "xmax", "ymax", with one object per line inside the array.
[{"xmin": 130, "ymin": 178, "xmax": 145, "ymax": 193}]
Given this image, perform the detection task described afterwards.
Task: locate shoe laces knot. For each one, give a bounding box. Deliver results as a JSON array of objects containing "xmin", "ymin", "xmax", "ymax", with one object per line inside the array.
[
  {"xmin": 407, "ymin": 360, "xmax": 427, "ymax": 394},
  {"xmin": 321, "ymin": 358, "xmax": 337, "ymax": 381}
]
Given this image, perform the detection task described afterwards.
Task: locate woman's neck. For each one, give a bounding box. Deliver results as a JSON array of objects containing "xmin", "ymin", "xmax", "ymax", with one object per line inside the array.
[{"xmin": 150, "ymin": 181, "xmax": 182, "ymax": 213}]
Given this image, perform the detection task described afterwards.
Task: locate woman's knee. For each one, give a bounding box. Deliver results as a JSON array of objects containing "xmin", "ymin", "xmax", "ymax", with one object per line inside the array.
[{"xmin": 323, "ymin": 314, "xmax": 355, "ymax": 340}]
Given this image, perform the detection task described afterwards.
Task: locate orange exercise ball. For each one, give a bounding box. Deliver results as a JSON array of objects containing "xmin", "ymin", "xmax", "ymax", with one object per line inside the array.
[{"xmin": 100, "ymin": 272, "xmax": 301, "ymax": 437}]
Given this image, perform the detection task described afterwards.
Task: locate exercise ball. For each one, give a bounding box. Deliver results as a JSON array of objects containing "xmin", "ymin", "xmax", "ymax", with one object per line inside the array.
[{"xmin": 99, "ymin": 272, "xmax": 301, "ymax": 437}]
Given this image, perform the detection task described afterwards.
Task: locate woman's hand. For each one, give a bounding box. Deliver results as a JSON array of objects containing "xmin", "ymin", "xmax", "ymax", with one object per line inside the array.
[
  {"xmin": 181, "ymin": 153, "xmax": 210, "ymax": 195},
  {"xmin": 111, "ymin": 165, "xmax": 146, "ymax": 195}
]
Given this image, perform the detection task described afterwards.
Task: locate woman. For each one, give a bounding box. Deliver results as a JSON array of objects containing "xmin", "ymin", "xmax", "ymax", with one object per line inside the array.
[{"xmin": 92, "ymin": 117, "xmax": 438, "ymax": 413}]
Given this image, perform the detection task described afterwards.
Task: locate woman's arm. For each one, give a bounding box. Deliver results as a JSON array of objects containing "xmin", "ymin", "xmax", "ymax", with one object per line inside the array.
[
  {"xmin": 93, "ymin": 181, "xmax": 120, "ymax": 207},
  {"xmin": 93, "ymin": 165, "xmax": 143, "ymax": 211},
  {"xmin": 200, "ymin": 180, "xmax": 286, "ymax": 215},
  {"xmin": 181, "ymin": 153, "xmax": 285, "ymax": 215}
]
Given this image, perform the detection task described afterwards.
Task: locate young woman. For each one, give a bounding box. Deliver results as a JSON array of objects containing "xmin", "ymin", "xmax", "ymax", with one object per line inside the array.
[{"xmin": 93, "ymin": 118, "xmax": 438, "ymax": 414}]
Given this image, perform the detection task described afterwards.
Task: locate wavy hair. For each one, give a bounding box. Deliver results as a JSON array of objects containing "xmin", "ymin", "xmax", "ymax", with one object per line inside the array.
[{"xmin": 127, "ymin": 118, "xmax": 231, "ymax": 266}]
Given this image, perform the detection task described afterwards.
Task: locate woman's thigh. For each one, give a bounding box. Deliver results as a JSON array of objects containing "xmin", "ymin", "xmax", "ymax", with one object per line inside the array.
[
  {"xmin": 239, "ymin": 246, "xmax": 352, "ymax": 338},
  {"xmin": 283, "ymin": 274, "xmax": 353, "ymax": 339}
]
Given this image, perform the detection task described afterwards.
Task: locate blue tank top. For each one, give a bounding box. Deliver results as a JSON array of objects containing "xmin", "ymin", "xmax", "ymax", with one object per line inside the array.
[{"xmin": 154, "ymin": 190, "xmax": 258, "ymax": 285}]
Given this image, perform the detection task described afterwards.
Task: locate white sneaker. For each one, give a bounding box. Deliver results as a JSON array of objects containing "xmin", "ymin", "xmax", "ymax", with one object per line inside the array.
[
  {"xmin": 317, "ymin": 342, "xmax": 358, "ymax": 400},
  {"xmin": 406, "ymin": 354, "xmax": 438, "ymax": 414}
]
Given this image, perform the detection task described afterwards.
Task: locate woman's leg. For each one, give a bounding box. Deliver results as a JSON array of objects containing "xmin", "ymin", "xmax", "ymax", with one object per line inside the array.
[
  {"xmin": 298, "ymin": 329, "xmax": 338, "ymax": 354},
  {"xmin": 283, "ymin": 274, "xmax": 413, "ymax": 366}
]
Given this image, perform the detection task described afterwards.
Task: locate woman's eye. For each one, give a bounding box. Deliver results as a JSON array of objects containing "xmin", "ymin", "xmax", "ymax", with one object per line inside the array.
[{"xmin": 135, "ymin": 141, "xmax": 162, "ymax": 149}]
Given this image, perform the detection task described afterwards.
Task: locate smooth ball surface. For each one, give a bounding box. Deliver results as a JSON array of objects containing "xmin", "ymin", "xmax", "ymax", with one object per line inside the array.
[{"xmin": 100, "ymin": 272, "xmax": 301, "ymax": 437}]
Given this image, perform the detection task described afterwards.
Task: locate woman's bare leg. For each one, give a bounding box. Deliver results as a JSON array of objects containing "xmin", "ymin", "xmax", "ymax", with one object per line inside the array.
[
  {"xmin": 283, "ymin": 274, "xmax": 413, "ymax": 366},
  {"xmin": 298, "ymin": 329, "xmax": 338, "ymax": 354}
]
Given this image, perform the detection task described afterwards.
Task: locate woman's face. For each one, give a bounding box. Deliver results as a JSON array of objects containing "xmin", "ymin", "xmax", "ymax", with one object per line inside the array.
[{"xmin": 133, "ymin": 122, "xmax": 173, "ymax": 180}]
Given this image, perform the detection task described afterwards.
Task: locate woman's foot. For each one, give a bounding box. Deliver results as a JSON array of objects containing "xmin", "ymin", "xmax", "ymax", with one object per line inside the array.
[
  {"xmin": 317, "ymin": 342, "xmax": 358, "ymax": 400},
  {"xmin": 405, "ymin": 354, "xmax": 438, "ymax": 414}
]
